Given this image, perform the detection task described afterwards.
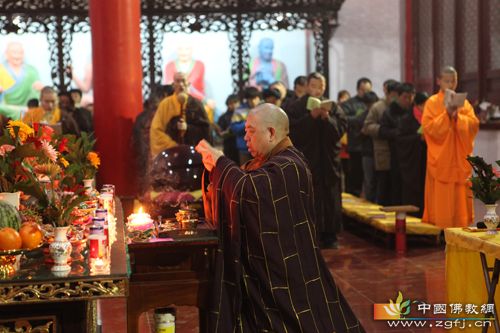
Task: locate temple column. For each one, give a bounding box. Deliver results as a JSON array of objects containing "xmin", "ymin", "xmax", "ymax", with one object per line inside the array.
[{"xmin": 89, "ymin": 0, "xmax": 143, "ymax": 196}]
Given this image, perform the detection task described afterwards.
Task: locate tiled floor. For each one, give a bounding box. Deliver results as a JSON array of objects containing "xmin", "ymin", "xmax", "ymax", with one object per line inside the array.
[{"xmin": 101, "ymin": 230, "xmax": 445, "ymax": 332}]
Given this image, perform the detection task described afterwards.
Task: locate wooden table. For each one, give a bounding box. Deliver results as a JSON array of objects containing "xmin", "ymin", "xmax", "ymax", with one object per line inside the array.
[
  {"xmin": 127, "ymin": 233, "xmax": 218, "ymax": 333},
  {"xmin": 0, "ymin": 199, "xmax": 129, "ymax": 333}
]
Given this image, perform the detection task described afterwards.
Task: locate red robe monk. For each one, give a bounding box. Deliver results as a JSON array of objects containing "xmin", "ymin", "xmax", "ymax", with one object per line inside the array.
[{"xmin": 422, "ymin": 67, "xmax": 479, "ymax": 228}]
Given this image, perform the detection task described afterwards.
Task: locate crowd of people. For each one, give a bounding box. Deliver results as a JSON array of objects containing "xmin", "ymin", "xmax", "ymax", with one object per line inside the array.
[
  {"xmin": 136, "ymin": 66, "xmax": 479, "ymax": 234},
  {"xmin": 337, "ymin": 67, "xmax": 478, "ymax": 230},
  {"xmin": 191, "ymin": 67, "xmax": 478, "ymax": 330},
  {"xmin": 0, "ymin": 63, "xmax": 479, "ymax": 331},
  {"xmin": 0, "ymin": 85, "xmax": 93, "ymax": 137}
]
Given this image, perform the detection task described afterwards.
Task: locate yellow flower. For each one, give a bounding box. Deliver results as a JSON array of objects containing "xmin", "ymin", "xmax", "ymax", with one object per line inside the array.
[
  {"xmin": 87, "ymin": 151, "xmax": 100, "ymax": 168},
  {"xmin": 60, "ymin": 157, "xmax": 69, "ymax": 168},
  {"xmin": 34, "ymin": 163, "xmax": 62, "ymax": 179},
  {"xmin": 7, "ymin": 120, "xmax": 34, "ymax": 143}
]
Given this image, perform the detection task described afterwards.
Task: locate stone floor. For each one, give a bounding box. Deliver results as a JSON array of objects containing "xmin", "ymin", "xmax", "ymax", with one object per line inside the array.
[{"xmin": 101, "ymin": 230, "xmax": 446, "ymax": 332}]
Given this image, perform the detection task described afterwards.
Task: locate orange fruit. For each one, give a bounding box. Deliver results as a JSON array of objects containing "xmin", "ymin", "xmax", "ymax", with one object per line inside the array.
[
  {"xmin": 19, "ymin": 222, "xmax": 43, "ymax": 250},
  {"xmin": 0, "ymin": 227, "xmax": 22, "ymax": 251}
]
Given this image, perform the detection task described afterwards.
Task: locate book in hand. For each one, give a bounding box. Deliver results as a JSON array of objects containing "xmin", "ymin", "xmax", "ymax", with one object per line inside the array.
[
  {"xmin": 444, "ymin": 89, "xmax": 467, "ymax": 108},
  {"xmin": 306, "ymin": 97, "xmax": 335, "ymax": 111}
]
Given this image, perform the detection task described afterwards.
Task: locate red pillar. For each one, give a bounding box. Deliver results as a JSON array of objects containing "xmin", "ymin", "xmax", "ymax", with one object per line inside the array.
[{"xmin": 89, "ymin": 0, "xmax": 143, "ymax": 196}]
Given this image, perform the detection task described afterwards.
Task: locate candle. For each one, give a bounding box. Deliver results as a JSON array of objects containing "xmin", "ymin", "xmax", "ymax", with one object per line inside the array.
[
  {"xmin": 90, "ymin": 257, "xmax": 110, "ymax": 275},
  {"xmin": 127, "ymin": 207, "xmax": 154, "ymax": 232}
]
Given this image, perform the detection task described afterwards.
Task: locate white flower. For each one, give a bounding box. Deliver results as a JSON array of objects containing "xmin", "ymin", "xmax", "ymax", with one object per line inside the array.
[{"xmin": 41, "ymin": 140, "xmax": 58, "ymax": 162}]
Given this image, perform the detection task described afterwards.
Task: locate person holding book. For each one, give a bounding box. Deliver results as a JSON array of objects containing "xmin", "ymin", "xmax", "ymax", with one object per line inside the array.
[
  {"xmin": 422, "ymin": 66, "xmax": 479, "ymax": 228},
  {"xmin": 288, "ymin": 72, "xmax": 347, "ymax": 249}
]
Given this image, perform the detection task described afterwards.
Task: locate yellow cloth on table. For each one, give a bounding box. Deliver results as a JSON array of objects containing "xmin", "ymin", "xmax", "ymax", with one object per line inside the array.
[
  {"xmin": 341, "ymin": 192, "xmax": 441, "ymax": 235},
  {"xmin": 445, "ymin": 228, "xmax": 500, "ymax": 332}
]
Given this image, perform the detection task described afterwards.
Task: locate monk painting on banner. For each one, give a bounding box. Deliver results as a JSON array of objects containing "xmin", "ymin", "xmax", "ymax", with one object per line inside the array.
[
  {"xmin": 422, "ymin": 66, "xmax": 479, "ymax": 228},
  {"xmin": 196, "ymin": 104, "xmax": 363, "ymax": 332}
]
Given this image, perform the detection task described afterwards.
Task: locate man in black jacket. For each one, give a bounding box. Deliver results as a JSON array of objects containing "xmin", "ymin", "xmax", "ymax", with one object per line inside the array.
[
  {"xmin": 379, "ymin": 83, "xmax": 426, "ymax": 215},
  {"xmin": 341, "ymin": 77, "xmax": 373, "ymax": 197},
  {"xmin": 288, "ymin": 72, "xmax": 347, "ymax": 248}
]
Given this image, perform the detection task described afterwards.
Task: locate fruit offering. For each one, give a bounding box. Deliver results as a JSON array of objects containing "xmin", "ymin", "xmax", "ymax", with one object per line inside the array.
[
  {"xmin": 19, "ymin": 222, "xmax": 43, "ymax": 250},
  {"xmin": 0, "ymin": 227, "xmax": 22, "ymax": 251},
  {"xmin": 0, "ymin": 201, "xmax": 22, "ymax": 231}
]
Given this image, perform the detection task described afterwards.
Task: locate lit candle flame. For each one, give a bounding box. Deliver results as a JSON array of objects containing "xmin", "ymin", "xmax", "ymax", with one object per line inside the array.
[{"xmin": 137, "ymin": 206, "xmax": 143, "ymax": 214}]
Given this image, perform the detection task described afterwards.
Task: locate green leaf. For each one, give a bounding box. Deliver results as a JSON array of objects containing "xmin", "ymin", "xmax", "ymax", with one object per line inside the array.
[{"xmin": 396, "ymin": 291, "xmax": 403, "ymax": 305}]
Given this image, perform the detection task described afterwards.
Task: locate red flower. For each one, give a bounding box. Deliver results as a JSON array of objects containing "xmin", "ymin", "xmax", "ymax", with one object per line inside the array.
[
  {"xmin": 58, "ymin": 137, "xmax": 68, "ymax": 153},
  {"xmin": 25, "ymin": 136, "xmax": 42, "ymax": 149},
  {"xmin": 491, "ymin": 167, "xmax": 500, "ymax": 177},
  {"xmin": 33, "ymin": 123, "xmax": 54, "ymax": 141}
]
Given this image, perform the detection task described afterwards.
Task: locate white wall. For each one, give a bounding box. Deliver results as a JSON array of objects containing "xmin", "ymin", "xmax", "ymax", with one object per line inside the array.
[{"xmin": 329, "ymin": 0, "xmax": 403, "ymax": 99}]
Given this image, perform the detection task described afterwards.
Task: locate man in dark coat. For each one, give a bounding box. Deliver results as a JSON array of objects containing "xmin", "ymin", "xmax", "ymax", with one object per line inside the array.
[
  {"xmin": 341, "ymin": 77, "xmax": 373, "ymax": 197},
  {"xmin": 216, "ymin": 94, "xmax": 240, "ymax": 164},
  {"xmin": 196, "ymin": 103, "xmax": 363, "ymax": 333},
  {"xmin": 379, "ymin": 82, "xmax": 426, "ymax": 215},
  {"xmin": 287, "ymin": 72, "xmax": 347, "ymax": 249}
]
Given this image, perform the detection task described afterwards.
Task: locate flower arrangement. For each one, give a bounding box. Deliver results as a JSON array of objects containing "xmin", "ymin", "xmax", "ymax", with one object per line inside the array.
[
  {"xmin": 64, "ymin": 132, "xmax": 100, "ymax": 182},
  {"xmin": 0, "ymin": 121, "xmax": 51, "ymax": 192},
  {"xmin": 467, "ymin": 155, "xmax": 500, "ymax": 204},
  {"xmin": 0, "ymin": 121, "xmax": 90, "ymax": 227}
]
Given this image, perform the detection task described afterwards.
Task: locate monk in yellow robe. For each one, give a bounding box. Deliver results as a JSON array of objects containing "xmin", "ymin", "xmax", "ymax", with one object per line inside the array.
[
  {"xmin": 22, "ymin": 86, "xmax": 60, "ymax": 125},
  {"xmin": 149, "ymin": 72, "xmax": 210, "ymax": 157},
  {"xmin": 422, "ymin": 66, "xmax": 479, "ymax": 228}
]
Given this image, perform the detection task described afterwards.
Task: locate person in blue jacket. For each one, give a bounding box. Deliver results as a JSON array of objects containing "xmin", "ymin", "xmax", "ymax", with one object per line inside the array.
[{"xmin": 230, "ymin": 86, "xmax": 262, "ymax": 164}]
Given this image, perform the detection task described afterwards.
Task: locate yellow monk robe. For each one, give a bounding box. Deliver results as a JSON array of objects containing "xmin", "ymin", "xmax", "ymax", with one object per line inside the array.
[
  {"xmin": 149, "ymin": 94, "xmax": 183, "ymax": 156},
  {"xmin": 22, "ymin": 107, "xmax": 61, "ymax": 125},
  {"xmin": 422, "ymin": 91, "xmax": 479, "ymax": 228}
]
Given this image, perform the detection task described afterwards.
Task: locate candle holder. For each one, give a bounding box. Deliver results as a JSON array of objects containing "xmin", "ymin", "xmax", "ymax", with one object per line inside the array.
[{"xmin": 127, "ymin": 207, "xmax": 156, "ymax": 242}]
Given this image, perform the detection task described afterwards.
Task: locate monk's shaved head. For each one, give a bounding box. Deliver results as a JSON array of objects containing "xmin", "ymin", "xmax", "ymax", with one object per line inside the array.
[
  {"xmin": 440, "ymin": 66, "xmax": 457, "ymax": 77},
  {"xmin": 250, "ymin": 103, "xmax": 289, "ymax": 138},
  {"xmin": 438, "ymin": 65, "xmax": 458, "ymax": 92},
  {"xmin": 244, "ymin": 103, "xmax": 290, "ymax": 159}
]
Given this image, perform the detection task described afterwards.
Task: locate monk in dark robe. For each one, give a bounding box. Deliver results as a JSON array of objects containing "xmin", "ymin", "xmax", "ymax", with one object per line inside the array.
[
  {"xmin": 379, "ymin": 83, "xmax": 426, "ymax": 216},
  {"xmin": 196, "ymin": 104, "xmax": 363, "ymax": 333},
  {"xmin": 287, "ymin": 72, "xmax": 347, "ymax": 248}
]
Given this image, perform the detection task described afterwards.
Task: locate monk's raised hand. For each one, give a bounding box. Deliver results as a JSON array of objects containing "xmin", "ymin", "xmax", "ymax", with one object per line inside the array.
[
  {"xmin": 446, "ymin": 105, "xmax": 458, "ymax": 117},
  {"xmin": 196, "ymin": 140, "xmax": 223, "ymax": 172}
]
